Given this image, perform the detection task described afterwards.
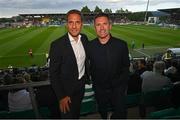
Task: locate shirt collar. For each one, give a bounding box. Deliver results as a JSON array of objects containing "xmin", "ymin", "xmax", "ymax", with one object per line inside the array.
[{"xmin": 68, "ymin": 33, "xmax": 81, "ymax": 42}]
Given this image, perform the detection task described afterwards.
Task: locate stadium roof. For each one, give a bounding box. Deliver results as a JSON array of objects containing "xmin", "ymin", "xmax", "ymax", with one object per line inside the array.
[
  {"xmin": 19, "ymin": 12, "xmax": 130, "ymax": 16},
  {"xmin": 151, "ymin": 11, "xmax": 169, "ymax": 17},
  {"xmin": 19, "ymin": 13, "xmax": 66, "ymax": 17},
  {"xmin": 158, "ymin": 8, "xmax": 180, "ymax": 14},
  {"xmin": 158, "ymin": 8, "xmax": 180, "ymax": 25},
  {"xmin": 19, "ymin": 13, "xmax": 131, "ymax": 21}
]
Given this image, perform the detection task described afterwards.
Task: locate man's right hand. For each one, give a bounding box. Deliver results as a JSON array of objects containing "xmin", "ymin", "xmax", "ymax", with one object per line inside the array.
[{"xmin": 59, "ymin": 96, "xmax": 71, "ymax": 114}]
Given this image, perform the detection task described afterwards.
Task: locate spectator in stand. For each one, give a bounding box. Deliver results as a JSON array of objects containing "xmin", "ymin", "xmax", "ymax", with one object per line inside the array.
[
  {"xmin": 141, "ymin": 61, "xmax": 172, "ymax": 93},
  {"xmin": 137, "ymin": 59, "xmax": 147, "ymax": 75},
  {"xmin": 8, "ymin": 76, "xmax": 33, "ymax": 112},
  {"xmin": 165, "ymin": 60, "xmax": 180, "ymax": 83},
  {"xmin": 39, "ymin": 70, "xmax": 48, "ymax": 81},
  {"xmin": 128, "ymin": 59, "xmax": 146, "ymax": 94},
  {"xmin": 128, "ymin": 62, "xmax": 142, "ymax": 94},
  {"xmin": 3, "ymin": 74, "xmax": 13, "ymax": 85},
  {"xmin": 146, "ymin": 60, "xmax": 154, "ymax": 71},
  {"xmin": 162, "ymin": 50, "xmax": 172, "ymax": 61},
  {"xmin": 164, "ymin": 60, "xmax": 177, "ymax": 76},
  {"xmin": 23, "ymin": 71, "xmax": 32, "ymax": 82}
]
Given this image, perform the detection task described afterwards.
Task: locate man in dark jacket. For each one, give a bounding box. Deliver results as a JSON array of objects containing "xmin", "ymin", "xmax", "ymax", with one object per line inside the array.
[
  {"xmin": 49, "ymin": 9, "xmax": 89, "ymax": 118},
  {"xmin": 88, "ymin": 13, "xmax": 130, "ymax": 119}
]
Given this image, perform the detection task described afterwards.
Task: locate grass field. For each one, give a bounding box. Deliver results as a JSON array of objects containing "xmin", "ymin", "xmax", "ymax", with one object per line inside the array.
[{"xmin": 0, "ymin": 25, "xmax": 180, "ymax": 68}]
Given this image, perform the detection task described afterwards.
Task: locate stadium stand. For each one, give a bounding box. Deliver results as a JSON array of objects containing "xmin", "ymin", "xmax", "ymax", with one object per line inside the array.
[
  {"xmin": 158, "ymin": 8, "xmax": 180, "ymax": 25},
  {"xmin": 147, "ymin": 81, "xmax": 180, "ymax": 118},
  {"xmin": 0, "ymin": 107, "xmax": 50, "ymax": 119},
  {"xmin": 0, "ymin": 78, "xmax": 98, "ymax": 118},
  {"xmin": 139, "ymin": 86, "xmax": 172, "ymax": 118},
  {"xmin": 1, "ymin": 58, "xmax": 180, "ymax": 118}
]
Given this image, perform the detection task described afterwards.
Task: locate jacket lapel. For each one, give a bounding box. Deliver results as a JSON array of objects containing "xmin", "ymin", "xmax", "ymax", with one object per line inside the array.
[
  {"xmin": 80, "ymin": 35, "xmax": 87, "ymax": 55},
  {"xmin": 64, "ymin": 33, "xmax": 79, "ymax": 76}
]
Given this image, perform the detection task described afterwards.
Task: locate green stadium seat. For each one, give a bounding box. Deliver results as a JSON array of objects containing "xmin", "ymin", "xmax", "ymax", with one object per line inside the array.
[
  {"xmin": 0, "ymin": 107, "xmax": 50, "ymax": 118},
  {"xmin": 147, "ymin": 107, "xmax": 180, "ymax": 119},
  {"xmin": 139, "ymin": 87, "xmax": 172, "ymax": 118},
  {"xmin": 80, "ymin": 84, "xmax": 97, "ymax": 115},
  {"xmin": 0, "ymin": 101, "xmax": 7, "ymax": 111},
  {"xmin": 141, "ymin": 87, "xmax": 171, "ymax": 108},
  {"xmin": 126, "ymin": 93, "xmax": 141, "ymax": 108}
]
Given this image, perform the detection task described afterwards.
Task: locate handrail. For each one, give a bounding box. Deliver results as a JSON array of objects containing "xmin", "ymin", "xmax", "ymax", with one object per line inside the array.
[
  {"xmin": 0, "ymin": 80, "xmax": 51, "ymax": 118},
  {"xmin": 0, "ymin": 80, "xmax": 50, "ymax": 91}
]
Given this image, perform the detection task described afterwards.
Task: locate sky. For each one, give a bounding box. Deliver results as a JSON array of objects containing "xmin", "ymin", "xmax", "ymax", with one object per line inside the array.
[{"xmin": 0, "ymin": 0, "xmax": 180, "ymax": 18}]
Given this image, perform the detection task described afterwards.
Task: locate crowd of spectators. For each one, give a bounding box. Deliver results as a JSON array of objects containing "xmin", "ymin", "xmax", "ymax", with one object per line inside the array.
[
  {"xmin": 0, "ymin": 65, "xmax": 60, "ymax": 118},
  {"xmin": 0, "ymin": 58, "xmax": 180, "ymax": 118},
  {"xmin": 128, "ymin": 58, "xmax": 180, "ymax": 94}
]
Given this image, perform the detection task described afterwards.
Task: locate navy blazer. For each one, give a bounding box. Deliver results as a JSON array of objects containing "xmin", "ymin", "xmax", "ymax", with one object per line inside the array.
[{"xmin": 49, "ymin": 33, "xmax": 89, "ymax": 100}]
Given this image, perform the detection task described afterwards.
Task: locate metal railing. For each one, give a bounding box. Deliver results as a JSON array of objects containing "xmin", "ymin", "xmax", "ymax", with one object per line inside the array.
[{"xmin": 0, "ymin": 80, "xmax": 50, "ymax": 118}]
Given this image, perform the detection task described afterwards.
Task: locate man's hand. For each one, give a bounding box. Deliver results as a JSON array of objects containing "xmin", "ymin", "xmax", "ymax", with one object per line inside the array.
[{"xmin": 59, "ymin": 96, "xmax": 71, "ymax": 114}]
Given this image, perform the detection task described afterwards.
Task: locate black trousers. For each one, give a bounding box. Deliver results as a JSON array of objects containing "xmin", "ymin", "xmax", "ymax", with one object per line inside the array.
[
  {"xmin": 94, "ymin": 86, "xmax": 127, "ymax": 119},
  {"xmin": 61, "ymin": 77, "xmax": 85, "ymax": 119}
]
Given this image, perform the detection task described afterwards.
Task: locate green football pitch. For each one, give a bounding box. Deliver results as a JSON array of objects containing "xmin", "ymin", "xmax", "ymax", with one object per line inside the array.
[{"xmin": 0, "ymin": 25, "xmax": 180, "ymax": 68}]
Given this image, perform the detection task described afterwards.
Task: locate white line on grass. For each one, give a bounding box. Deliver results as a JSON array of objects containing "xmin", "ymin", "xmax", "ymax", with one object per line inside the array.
[
  {"xmin": 134, "ymin": 49, "xmax": 151, "ymax": 58},
  {"xmin": 0, "ymin": 53, "xmax": 46, "ymax": 58},
  {"xmin": 136, "ymin": 46, "xmax": 170, "ymax": 50}
]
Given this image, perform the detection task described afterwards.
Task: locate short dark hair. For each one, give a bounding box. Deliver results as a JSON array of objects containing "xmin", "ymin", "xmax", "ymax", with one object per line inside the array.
[
  {"xmin": 94, "ymin": 12, "xmax": 111, "ymax": 23},
  {"xmin": 139, "ymin": 59, "xmax": 146, "ymax": 66},
  {"xmin": 66, "ymin": 9, "xmax": 83, "ymax": 21}
]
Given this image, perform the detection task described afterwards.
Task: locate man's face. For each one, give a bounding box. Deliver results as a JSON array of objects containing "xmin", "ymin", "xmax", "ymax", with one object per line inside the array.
[
  {"xmin": 67, "ymin": 13, "xmax": 82, "ymax": 38},
  {"xmin": 94, "ymin": 16, "xmax": 111, "ymax": 39}
]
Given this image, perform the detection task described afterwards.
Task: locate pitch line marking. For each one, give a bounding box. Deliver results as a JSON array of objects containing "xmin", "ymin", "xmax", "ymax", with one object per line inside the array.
[
  {"xmin": 0, "ymin": 53, "xmax": 46, "ymax": 58},
  {"xmin": 136, "ymin": 46, "xmax": 170, "ymax": 50},
  {"xmin": 134, "ymin": 49, "xmax": 151, "ymax": 58}
]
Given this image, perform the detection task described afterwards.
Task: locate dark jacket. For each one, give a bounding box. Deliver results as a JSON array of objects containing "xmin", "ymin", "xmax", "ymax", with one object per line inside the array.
[
  {"xmin": 49, "ymin": 33, "xmax": 89, "ymax": 100},
  {"xmin": 89, "ymin": 36, "xmax": 130, "ymax": 89}
]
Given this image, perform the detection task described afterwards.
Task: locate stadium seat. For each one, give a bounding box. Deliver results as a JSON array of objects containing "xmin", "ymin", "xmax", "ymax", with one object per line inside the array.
[
  {"xmin": 139, "ymin": 87, "xmax": 172, "ymax": 118},
  {"xmin": 80, "ymin": 86, "xmax": 142, "ymax": 115},
  {"xmin": 126, "ymin": 93, "xmax": 141, "ymax": 108},
  {"xmin": 0, "ymin": 101, "xmax": 8, "ymax": 111},
  {"xmin": 147, "ymin": 107, "xmax": 180, "ymax": 119},
  {"xmin": 0, "ymin": 107, "xmax": 50, "ymax": 118},
  {"xmin": 80, "ymin": 84, "xmax": 97, "ymax": 115}
]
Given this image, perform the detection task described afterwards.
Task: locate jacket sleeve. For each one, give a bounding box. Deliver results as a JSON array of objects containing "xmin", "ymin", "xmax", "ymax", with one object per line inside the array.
[
  {"xmin": 117, "ymin": 41, "xmax": 130, "ymax": 89},
  {"xmin": 49, "ymin": 41, "xmax": 66, "ymax": 101}
]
